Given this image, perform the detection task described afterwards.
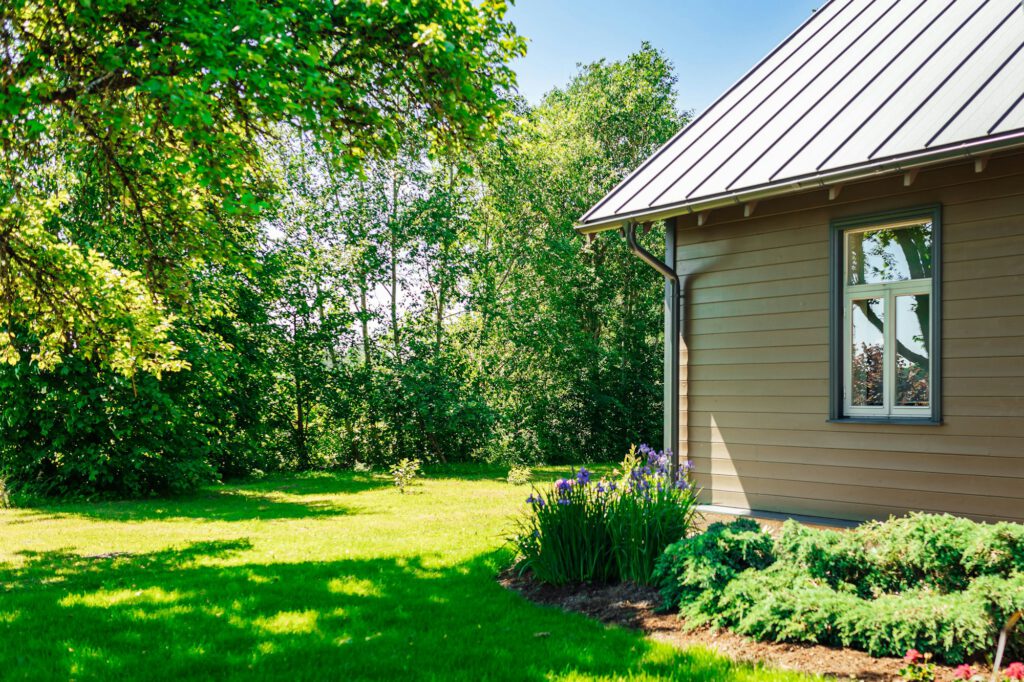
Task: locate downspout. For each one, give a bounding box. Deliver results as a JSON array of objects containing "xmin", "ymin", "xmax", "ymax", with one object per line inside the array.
[{"xmin": 624, "ymin": 220, "xmax": 681, "ymax": 477}]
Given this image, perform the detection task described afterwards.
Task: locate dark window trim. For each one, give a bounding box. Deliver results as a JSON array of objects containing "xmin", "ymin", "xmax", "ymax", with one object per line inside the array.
[{"xmin": 828, "ymin": 204, "xmax": 943, "ymax": 424}]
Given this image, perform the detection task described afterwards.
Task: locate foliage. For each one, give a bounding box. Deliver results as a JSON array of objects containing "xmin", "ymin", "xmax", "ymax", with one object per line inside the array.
[
  {"xmin": 0, "ymin": 266, "xmax": 285, "ymax": 497},
  {"xmin": 507, "ymin": 465, "xmax": 533, "ymax": 486},
  {"xmin": 513, "ymin": 445, "xmax": 699, "ymax": 586},
  {"xmin": 0, "ymin": 38, "xmax": 685, "ymax": 497},
  {"xmin": 0, "ymin": 466, "xmax": 817, "ymax": 682},
  {"xmin": 654, "ymin": 518, "xmax": 775, "ymax": 616},
  {"xmin": 655, "ymin": 513, "xmax": 1024, "ymax": 664},
  {"xmin": 0, "ymin": 0, "xmax": 523, "ymax": 376},
  {"xmin": 469, "ymin": 43, "xmax": 689, "ymax": 463},
  {"xmin": 389, "ymin": 458, "xmax": 422, "ymax": 493},
  {"xmin": 0, "ymin": 349, "xmax": 216, "ymax": 498}
]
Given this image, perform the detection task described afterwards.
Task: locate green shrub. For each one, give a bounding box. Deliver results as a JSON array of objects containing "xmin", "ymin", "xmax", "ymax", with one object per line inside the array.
[
  {"xmin": 512, "ymin": 445, "xmax": 699, "ymax": 586},
  {"xmin": 654, "ymin": 518, "xmax": 774, "ymax": 616},
  {"xmin": 656, "ymin": 513, "xmax": 1024, "ymax": 663},
  {"xmin": 389, "ymin": 458, "xmax": 422, "ymax": 493},
  {"xmin": 506, "ymin": 465, "xmax": 532, "ymax": 486}
]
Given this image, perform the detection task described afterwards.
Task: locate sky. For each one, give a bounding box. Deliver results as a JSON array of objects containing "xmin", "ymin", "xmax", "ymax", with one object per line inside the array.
[{"xmin": 507, "ymin": 0, "xmax": 823, "ymax": 115}]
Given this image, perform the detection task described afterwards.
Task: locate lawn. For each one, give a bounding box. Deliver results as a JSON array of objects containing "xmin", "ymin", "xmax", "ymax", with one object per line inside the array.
[{"xmin": 0, "ymin": 465, "xmax": 818, "ymax": 681}]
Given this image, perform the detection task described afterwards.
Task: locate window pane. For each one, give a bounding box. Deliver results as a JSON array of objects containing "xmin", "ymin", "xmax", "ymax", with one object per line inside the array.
[
  {"xmin": 851, "ymin": 298, "xmax": 884, "ymax": 407},
  {"xmin": 847, "ymin": 221, "xmax": 932, "ymax": 285},
  {"xmin": 896, "ymin": 294, "xmax": 930, "ymax": 407}
]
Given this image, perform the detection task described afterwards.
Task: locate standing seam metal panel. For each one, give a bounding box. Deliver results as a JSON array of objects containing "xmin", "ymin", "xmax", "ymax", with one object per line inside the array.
[
  {"xmin": 580, "ymin": 0, "xmax": 853, "ymax": 223},
  {"xmin": 579, "ymin": 0, "xmax": 1024, "ymax": 229},
  {"xmin": 599, "ymin": 0, "xmax": 858, "ymax": 218}
]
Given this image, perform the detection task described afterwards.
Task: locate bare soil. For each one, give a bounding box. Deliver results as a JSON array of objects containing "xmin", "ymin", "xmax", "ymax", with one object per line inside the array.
[{"xmin": 501, "ymin": 513, "xmax": 977, "ymax": 682}]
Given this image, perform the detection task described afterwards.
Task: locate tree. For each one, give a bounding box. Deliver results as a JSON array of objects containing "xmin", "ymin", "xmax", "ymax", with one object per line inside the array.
[
  {"xmin": 470, "ymin": 43, "xmax": 689, "ymax": 462},
  {"xmin": 0, "ymin": 0, "xmax": 524, "ymax": 376}
]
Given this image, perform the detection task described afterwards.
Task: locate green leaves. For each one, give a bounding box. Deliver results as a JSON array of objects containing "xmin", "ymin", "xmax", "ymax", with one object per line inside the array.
[
  {"xmin": 0, "ymin": 0, "xmax": 523, "ymax": 376},
  {"xmin": 658, "ymin": 515, "xmax": 1024, "ymax": 663},
  {"xmin": 470, "ymin": 43, "xmax": 688, "ymax": 463}
]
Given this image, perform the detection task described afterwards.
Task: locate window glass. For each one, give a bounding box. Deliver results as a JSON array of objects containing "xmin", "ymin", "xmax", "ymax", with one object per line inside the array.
[
  {"xmin": 850, "ymin": 298, "xmax": 884, "ymax": 407},
  {"xmin": 895, "ymin": 294, "xmax": 930, "ymax": 407},
  {"xmin": 847, "ymin": 222, "xmax": 932, "ymax": 285}
]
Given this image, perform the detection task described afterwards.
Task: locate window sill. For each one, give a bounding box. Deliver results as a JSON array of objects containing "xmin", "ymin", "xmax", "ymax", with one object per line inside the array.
[{"xmin": 827, "ymin": 417, "xmax": 943, "ymax": 426}]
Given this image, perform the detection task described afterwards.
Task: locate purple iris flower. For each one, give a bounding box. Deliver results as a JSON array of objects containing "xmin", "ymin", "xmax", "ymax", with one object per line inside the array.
[
  {"xmin": 555, "ymin": 478, "xmax": 573, "ymax": 493},
  {"xmin": 557, "ymin": 498, "xmax": 571, "ymax": 505},
  {"xmin": 576, "ymin": 467, "xmax": 591, "ymax": 485}
]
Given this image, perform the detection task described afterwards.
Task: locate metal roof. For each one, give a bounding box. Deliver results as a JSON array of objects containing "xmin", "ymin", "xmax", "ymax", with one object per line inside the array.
[{"xmin": 578, "ymin": 0, "xmax": 1024, "ymax": 233}]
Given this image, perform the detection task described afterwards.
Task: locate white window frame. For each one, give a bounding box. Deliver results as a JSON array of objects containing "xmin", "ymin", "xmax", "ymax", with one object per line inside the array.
[{"xmin": 841, "ymin": 220, "xmax": 933, "ymax": 419}]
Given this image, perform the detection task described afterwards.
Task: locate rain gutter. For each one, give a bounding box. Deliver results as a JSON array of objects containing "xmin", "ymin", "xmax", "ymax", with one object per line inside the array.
[{"xmin": 624, "ymin": 220, "xmax": 681, "ymax": 477}]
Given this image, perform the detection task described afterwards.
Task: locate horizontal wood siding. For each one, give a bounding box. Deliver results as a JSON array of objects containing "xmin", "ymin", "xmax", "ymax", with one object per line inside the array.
[{"xmin": 676, "ymin": 151, "xmax": 1024, "ymax": 523}]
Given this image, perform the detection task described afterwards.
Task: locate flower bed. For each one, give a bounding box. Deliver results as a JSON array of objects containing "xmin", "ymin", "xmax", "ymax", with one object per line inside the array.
[
  {"xmin": 512, "ymin": 445, "xmax": 699, "ymax": 586},
  {"xmin": 654, "ymin": 514, "xmax": 1024, "ymax": 664}
]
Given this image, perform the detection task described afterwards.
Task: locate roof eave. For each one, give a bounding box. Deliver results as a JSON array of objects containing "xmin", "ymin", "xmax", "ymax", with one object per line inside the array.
[{"xmin": 575, "ymin": 130, "xmax": 1024, "ymax": 235}]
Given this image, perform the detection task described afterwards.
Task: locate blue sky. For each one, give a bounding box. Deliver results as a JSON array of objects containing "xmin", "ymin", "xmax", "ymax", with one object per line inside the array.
[{"xmin": 507, "ymin": 0, "xmax": 823, "ymax": 114}]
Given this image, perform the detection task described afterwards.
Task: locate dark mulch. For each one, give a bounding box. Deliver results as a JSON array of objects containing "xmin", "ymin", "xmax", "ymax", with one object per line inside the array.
[{"xmin": 503, "ymin": 505, "xmax": 979, "ymax": 681}]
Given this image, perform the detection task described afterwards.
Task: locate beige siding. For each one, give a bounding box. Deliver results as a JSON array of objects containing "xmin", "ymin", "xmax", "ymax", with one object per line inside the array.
[{"xmin": 675, "ymin": 150, "xmax": 1024, "ymax": 523}]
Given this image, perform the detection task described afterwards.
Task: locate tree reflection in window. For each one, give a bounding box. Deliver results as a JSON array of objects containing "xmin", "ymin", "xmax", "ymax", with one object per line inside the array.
[
  {"xmin": 896, "ymin": 294, "xmax": 929, "ymax": 406},
  {"xmin": 848, "ymin": 223, "xmax": 932, "ymax": 284},
  {"xmin": 843, "ymin": 218, "xmax": 933, "ymax": 416},
  {"xmin": 851, "ymin": 299, "xmax": 883, "ymax": 406}
]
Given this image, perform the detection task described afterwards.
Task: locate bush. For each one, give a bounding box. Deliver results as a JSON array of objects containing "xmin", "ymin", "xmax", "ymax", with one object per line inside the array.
[
  {"xmin": 0, "ymin": 354, "xmax": 219, "ymax": 498},
  {"xmin": 655, "ymin": 513, "xmax": 1024, "ymax": 663},
  {"xmin": 389, "ymin": 458, "xmax": 421, "ymax": 493},
  {"xmin": 512, "ymin": 444, "xmax": 700, "ymax": 586},
  {"xmin": 654, "ymin": 518, "xmax": 774, "ymax": 616},
  {"xmin": 506, "ymin": 465, "xmax": 532, "ymax": 486}
]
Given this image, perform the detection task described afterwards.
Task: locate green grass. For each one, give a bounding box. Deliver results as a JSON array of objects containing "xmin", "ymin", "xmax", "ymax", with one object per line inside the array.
[{"xmin": 0, "ymin": 465, "xmax": 819, "ymax": 681}]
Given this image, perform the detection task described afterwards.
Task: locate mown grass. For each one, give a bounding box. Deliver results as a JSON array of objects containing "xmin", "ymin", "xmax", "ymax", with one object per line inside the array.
[{"xmin": 0, "ymin": 465, "xmax": 819, "ymax": 681}]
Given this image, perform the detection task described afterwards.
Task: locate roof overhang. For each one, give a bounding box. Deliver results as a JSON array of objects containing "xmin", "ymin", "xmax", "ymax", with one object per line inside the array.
[{"xmin": 575, "ymin": 130, "xmax": 1024, "ymax": 235}]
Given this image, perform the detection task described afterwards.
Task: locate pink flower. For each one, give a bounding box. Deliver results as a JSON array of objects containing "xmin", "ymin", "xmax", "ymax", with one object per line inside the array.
[
  {"xmin": 1005, "ymin": 662, "xmax": 1024, "ymax": 680},
  {"xmin": 953, "ymin": 664, "xmax": 973, "ymax": 680},
  {"xmin": 904, "ymin": 649, "xmax": 924, "ymax": 664}
]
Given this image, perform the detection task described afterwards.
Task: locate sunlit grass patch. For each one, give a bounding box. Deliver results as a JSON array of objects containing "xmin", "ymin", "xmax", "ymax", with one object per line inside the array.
[
  {"xmin": 326, "ymin": 576, "xmax": 378, "ymax": 597},
  {"xmin": 0, "ymin": 465, "xmax": 820, "ymax": 681},
  {"xmin": 254, "ymin": 610, "xmax": 319, "ymax": 635},
  {"xmin": 61, "ymin": 587, "xmax": 185, "ymax": 608}
]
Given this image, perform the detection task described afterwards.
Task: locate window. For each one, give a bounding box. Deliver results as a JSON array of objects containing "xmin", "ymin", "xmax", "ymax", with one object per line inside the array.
[{"xmin": 829, "ymin": 206, "xmax": 941, "ymax": 423}]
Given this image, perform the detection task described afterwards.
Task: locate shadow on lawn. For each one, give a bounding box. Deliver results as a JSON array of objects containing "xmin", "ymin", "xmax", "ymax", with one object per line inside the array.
[
  {"xmin": 0, "ymin": 540, "xmax": 768, "ymax": 682},
  {"xmin": 31, "ymin": 473, "xmax": 389, "ymax": 523}
]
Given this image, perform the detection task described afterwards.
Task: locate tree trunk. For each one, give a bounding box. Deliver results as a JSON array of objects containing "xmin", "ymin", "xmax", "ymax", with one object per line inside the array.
[
  {"xmin": 435, "ymin": 285, "xmax": 444, "ymax": 349},
  {"xmin": 292, "ymin": 313, "xmax": 309, "ymax": 470},
  {"xmin": 360, "ymin": 284, "xmax": 371, "ymax": 367},
  {"xmin": 295, "ymin": 368, "xmax": 308, "ymax": 469}
]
